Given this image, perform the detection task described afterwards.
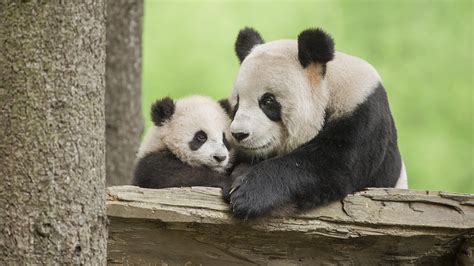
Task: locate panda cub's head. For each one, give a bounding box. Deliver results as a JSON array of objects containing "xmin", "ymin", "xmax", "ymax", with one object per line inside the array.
[
  {"xmin": 138, "ymin": 95, "xmax": 233, "ymax": 173},
  {"xmin": 230, "ymin": 27, "xmax": 335, "ymax": 158}
]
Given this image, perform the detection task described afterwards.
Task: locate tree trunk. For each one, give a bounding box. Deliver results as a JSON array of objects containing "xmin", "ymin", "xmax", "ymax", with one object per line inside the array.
[
  {"xmin": 0, "ymin": 1, "xmax": 107, "ymax": 264},
  {"xmin": 105, "ymin": 0, "xmax": 144, "ymax": 187}
]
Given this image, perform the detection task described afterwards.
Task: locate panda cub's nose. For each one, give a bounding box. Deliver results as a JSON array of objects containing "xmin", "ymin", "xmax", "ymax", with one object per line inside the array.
[
  {"xmin": 213, "ymin": 155, "xmax": 227, "ymax": 163},
  {"xmin": 232, "ymin": 132, "xmax": 249, "ymax": 142}
]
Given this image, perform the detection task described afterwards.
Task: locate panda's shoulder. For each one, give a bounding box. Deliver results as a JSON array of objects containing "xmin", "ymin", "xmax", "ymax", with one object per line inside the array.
[
  {"xmin": 326, "ymin": 51, "xmax": 384, "ymax": 117},
  {"xmin": 136, "ymin": 126, "xmax": 168, "ymax": 159},
  {"xmin": 328, "ymin": 51, "xmax": 381, "ymax": 82}
]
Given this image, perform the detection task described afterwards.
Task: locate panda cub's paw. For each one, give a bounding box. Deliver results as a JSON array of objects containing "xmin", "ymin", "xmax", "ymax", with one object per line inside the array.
[{"xmin": 228, "ymin": 174, "xmax": 277, "ymax": 219}]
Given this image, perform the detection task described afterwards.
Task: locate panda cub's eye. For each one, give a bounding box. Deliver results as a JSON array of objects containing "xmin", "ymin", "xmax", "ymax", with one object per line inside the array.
[
  {"xmin": 189, "ymin": 130, "xmax": 208, "ymax": 151},
  {"xmin": 194, "ymin": 130, "xmax": 207, "ymax": 142}
]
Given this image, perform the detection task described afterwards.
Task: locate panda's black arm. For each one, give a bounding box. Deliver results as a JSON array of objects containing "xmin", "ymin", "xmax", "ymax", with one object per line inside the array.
[
  {"xmin": 226, "ymin": 139, "xmax": 353, "ymax": 218},
  {"xmin": 132, "ymin": 151, "xmax": 231, "ymax": 189},
  {"xmin": 227, "ymin": 86, "xmax": 402, "ymax": 218}
]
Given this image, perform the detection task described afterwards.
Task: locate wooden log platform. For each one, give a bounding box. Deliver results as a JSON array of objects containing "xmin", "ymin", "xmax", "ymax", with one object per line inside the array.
[{"xmin": 106, "ymin": 185, "xmax": 474, "ymax": 265}]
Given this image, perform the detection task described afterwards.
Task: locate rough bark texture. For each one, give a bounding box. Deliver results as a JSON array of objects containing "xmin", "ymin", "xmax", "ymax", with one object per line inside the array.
[
  {"xmin": 0, "ymin": 1, "xmax": 107, "ymax": 264},
  {"xmin": 105, "ymin": 0, "xmax": 144, "ymax": 187},
  {"xmin": 107, "ymin": 186, "xmax": 474, "ymax": 265}
]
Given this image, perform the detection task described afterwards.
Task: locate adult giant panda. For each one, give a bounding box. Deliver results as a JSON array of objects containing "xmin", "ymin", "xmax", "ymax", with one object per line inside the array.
[{"xmin": 225, "ymin": 27, "xmax": 407, "ymax": 218}]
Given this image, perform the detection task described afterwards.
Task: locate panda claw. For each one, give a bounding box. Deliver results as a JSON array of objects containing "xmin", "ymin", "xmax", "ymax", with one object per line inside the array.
[{"xmin": 229, "ymin": 186, "xmax": 238, "ymax": 195}]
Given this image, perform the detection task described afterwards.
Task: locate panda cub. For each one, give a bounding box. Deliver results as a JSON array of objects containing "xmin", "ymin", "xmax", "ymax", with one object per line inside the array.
[{"xmin": 133, "ymin": 95, "xmax": 234, "ymax": 189}]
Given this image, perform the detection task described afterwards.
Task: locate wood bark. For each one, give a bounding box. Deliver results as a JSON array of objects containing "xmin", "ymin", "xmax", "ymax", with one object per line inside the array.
[
  {"xmin": 0, "ymin": 1, "xmax": 107, "ymax": 264},
  {"xmin": 105, "ymin": 0, "xmax": 144, "ymax": 186},
  {"xmin": 107, "ymin": 186, "xmax": 474, "ymax": 265}
]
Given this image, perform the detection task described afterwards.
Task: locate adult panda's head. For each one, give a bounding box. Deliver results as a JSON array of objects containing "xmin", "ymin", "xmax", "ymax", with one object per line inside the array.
[
  {"xmin": 229, "ymin": 27, "xmax": 335, "ymax": 157},
  {"xmin": 137, "ymin": 95, "xmax": 233, "ymax": 173}
]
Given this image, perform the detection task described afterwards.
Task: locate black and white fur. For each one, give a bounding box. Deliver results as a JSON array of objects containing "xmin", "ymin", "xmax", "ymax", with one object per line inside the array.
[
  {"xmin": 225, "ymin": 27, "xmax": 407, "ymax": 218},
  {"xmin": 133, "ymin": 95, "xmax": 233, "ymax": 189}
]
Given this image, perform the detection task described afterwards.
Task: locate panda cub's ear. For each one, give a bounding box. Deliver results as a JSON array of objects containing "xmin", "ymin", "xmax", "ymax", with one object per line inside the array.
[
  {"xmin": 297, "ymin": 28, "xmax": 335, "ymax": 68},
  {"xmin": 151, "ymin": 97, "xmax": 175, "ymax": 126},
  {"xmin": 235, "ymin": 27, "xmax": 265, "ymax": 63}
]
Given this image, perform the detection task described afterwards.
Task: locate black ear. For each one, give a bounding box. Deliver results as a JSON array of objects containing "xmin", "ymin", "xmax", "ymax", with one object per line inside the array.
[
  {"xmin": 151, "ymin": 97, "xmax": 175, "ymax": 126},
  {"xmin": 235, "ymin": 27, "xmax": 265, "ymax": 63},
  {"xmin": 297, "ymin": 28, "xmax": 335, "ymax": 68},
  {"xmin": 218, "ymin": 98, "xmax": 232, "ymax": 117}
]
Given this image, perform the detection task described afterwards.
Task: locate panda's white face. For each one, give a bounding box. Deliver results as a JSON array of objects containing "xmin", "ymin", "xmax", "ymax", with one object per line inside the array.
[
  {"xmin": 138, "ymin": 96, "xmax": 232, "ymax": 173},
  {"xmin": 230, "ymin": 91, "xmax": 285, "ymax": 158},
  {"xmin": 164, "ymin": 96, "xmax": 232, "ymax": 172},
  {"xmin": 230, "ymin": 40, "xmax": 329, "ymax": 157}
]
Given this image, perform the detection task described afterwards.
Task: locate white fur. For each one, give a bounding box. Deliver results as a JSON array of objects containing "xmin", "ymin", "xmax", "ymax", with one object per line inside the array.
[
  {"xmin": 326, "ymin": 51, "xmax": 381, "ymax": 119},
  {"xmin": 395, "ymin": 160, "xmax": 408, "ymax": 189},
  {"xmin": 230, "ymin": 40, "xmax": 380, "ymax": 155},
  {"xmin": 138, "ymin": 126, "xmax": 166, "ymax": 159},
  {"xmin": 230, "ymin": 40, "xmax": 329, "ymax": 156},
  {"xmin": 230, "ymin": 39, "xmax": 408, "ymax": 185},
  {"xmin": 137, "ymin": 95, "xmax": 233, "ymax": 173}
]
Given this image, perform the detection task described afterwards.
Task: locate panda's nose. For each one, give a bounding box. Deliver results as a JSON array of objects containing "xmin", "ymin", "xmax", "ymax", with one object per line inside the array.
[
  {"xmin": 213, "ymin": 155, "xmax": 227, "ymax": 163},
  {"xmin": 232, "ymin": 132, "xmax": 249, "ymax": 142}
]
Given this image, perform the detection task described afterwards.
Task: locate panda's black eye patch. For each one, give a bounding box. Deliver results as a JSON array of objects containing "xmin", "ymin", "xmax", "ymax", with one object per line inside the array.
[
  {"xmin": 258, "ymin": 93, "xmax": 281, "ymax": 122},
  {"xmin": 189, "ymin": 130, "xmax": 207, "ymax": 151}
]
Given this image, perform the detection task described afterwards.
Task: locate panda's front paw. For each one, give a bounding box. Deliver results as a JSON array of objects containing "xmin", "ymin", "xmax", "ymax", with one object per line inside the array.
[{"xmin": 228, "ymin": 175, "xmax": 276, "ymax": 219}]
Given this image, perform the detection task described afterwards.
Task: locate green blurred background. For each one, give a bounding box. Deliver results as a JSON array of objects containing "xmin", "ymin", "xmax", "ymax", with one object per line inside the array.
[{"xmin": 141, "ymin": 0, "xmax": 473, "ymax": 193}]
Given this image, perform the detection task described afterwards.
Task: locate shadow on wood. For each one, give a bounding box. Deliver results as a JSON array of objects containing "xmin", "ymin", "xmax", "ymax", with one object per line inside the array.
[{"xmin": 107, "ymin": 186, "xmax": 474, "ymax": 265}]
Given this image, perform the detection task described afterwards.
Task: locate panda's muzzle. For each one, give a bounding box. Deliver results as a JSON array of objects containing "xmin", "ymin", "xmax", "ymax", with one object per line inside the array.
[{"xmin": 241, "ymin": 141, "xmax": 272, "ymax": 151}]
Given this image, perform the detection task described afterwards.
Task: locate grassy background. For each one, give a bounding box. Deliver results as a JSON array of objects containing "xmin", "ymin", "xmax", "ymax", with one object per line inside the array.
[{"xmin": 142, "ymin": 0, "xmax": 473, "ymax": 193}]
